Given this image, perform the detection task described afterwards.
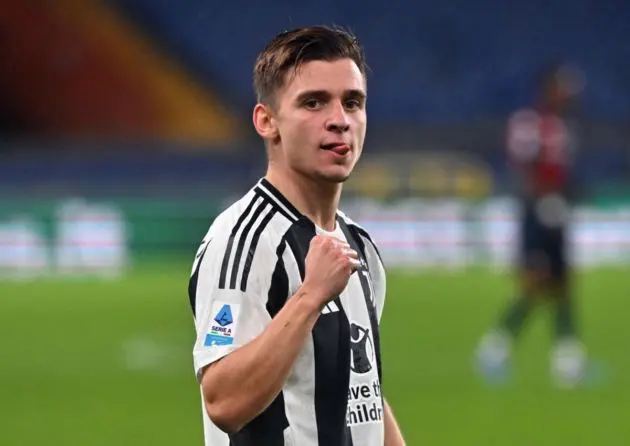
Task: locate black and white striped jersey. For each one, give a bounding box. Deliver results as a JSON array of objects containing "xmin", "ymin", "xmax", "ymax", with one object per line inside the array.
[{"xmin": 188, "ymin": 178, "xmax": 387, "ymax": 446}]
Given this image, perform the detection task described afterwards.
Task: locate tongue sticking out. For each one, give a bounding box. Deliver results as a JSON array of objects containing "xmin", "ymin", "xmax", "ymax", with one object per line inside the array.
[{"xmin": 322, "ymin": 143, "xmax": 350, "ymax": 156}]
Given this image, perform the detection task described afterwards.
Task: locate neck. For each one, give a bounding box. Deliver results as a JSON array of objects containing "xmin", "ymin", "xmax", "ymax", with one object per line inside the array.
[{"xmin": 265, "ymin": 165, "xmax": 342, "ymax": 231}]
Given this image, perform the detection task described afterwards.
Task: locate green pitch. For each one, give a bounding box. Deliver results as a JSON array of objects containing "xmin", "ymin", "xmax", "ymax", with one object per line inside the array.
[{"xmin": 1, "ymin": 265, "xmax": 628, "ymax": 445}]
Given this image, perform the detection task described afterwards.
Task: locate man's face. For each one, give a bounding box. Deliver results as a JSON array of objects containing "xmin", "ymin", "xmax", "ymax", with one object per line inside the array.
[{"xmin": 268, "ymin": 58, "xmax": 367, "ymax": 183}]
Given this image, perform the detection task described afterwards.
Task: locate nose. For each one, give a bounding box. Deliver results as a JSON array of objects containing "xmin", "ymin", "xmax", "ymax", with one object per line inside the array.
[{"xmin": 325, "ymin": 102, "xmax": 350, "ymax": 133}]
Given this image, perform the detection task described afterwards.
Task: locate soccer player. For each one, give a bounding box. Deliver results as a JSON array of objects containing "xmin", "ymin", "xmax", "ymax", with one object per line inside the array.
[
  {"xmin": 476, "ymin": 63, "xmax": 586, "ymax": 387},
  {"xmin": 187, "ymin": 26, "xmax": 406, "ymax": 446}
]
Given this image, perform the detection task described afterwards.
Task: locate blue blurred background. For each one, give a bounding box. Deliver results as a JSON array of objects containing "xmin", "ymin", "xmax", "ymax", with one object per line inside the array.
[
  {"xmin": 2, "ymin": 0, "xmax": 629, "ymax": 273},
  {"xmin": 1, "ymin": 1, "xmax": 629, "ymax": 445}
]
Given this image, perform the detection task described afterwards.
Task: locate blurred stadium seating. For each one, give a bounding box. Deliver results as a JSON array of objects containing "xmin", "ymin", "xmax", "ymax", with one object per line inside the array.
[
  {"xmin": 116, "ymin": 0, "xmax": 630, "ymax": 121},
  {"xmin": 1, "ymin": 1, "xmax": 629, "ymax": 445}
]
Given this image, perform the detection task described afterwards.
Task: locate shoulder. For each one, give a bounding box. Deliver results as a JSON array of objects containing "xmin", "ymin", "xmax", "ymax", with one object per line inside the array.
[
  {"xmin": 192, "ymin": 186, "xmax": 296, "ymax": 275},
  {"xmin": 205, "ymin": 190, "xmax": 259, "ymax": 241},
  {"xmin": 337, "ymin": 210, "xmax": 383, "ymax": 262}
]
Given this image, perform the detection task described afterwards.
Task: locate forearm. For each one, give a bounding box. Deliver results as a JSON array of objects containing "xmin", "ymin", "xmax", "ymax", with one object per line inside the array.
[
  {"xmin": 201, "ymin": 287, "xmax": 322, "ymax": 432},
  {"xmin": 384, "ymin": 398, "xmax": 405, "ymax": 446}
]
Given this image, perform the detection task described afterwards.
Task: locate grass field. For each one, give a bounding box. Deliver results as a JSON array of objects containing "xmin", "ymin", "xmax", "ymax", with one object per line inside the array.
[{"xmin": 1, "ymin": 265, "xmax": 628, "ymax": 445}]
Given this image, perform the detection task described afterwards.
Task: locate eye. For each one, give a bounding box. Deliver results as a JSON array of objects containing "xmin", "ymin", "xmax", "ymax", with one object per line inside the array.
[
  {"xmin": 344, "ymin": 99, "xmax": 362, "ymax": 110},
  {"xmin": 303, "ymin": 98, "xmax": 321, "ymax": 110}
]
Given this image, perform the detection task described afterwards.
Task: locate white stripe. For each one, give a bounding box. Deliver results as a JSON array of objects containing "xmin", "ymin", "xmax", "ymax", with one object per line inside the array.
[
  {"xmin": 283, "ymin": 426, "xmax": 295, "ymax": 446},
  {"xmin": 283, "ymin": 332, "xmax": 319, "ymax": 446},
  {"xmin": 190, "ymin": 238, "xmax": 209, "ymax": 275},
  {"xmin": 282, "ymin": 242, "xmax": 302, "ymax": 298},
  {"xmin": 258, "ymin": 183, "xmax": 299, "ymax": 221}
]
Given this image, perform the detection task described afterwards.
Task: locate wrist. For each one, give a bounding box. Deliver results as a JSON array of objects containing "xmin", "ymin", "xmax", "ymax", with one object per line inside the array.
[{"xmin": 293, "ymin": 283, "xmax": 327, "ymax": 315}]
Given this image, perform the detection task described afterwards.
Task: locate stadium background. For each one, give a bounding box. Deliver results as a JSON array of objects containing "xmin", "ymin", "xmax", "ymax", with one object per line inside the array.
[{"xmin": 1, "ymin": 1, "xmax": 629, "ymax": 444}]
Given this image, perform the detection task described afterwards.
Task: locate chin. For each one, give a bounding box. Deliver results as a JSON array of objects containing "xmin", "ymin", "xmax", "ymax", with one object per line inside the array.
[{"xmin": 313, "ymin": 170, "xmax": 352, "ymax": 183}]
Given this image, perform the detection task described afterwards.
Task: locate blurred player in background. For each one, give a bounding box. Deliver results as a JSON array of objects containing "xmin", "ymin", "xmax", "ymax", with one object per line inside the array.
[{"xmin": 476, "ymin": 63, "xmax": 587, "ymax": 387}]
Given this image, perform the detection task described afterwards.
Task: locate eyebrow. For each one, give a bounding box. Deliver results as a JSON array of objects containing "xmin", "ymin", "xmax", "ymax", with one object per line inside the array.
[{"xmin": 294, "ymin": 89, "xmax": 367, "ymax": 103}]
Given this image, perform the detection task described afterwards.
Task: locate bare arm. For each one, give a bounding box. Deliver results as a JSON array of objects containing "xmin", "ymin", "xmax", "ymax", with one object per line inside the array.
[
  {"xmin": 384, "ymin": 398, "xmax": 406, "ymax": 446},
  {"xmin": 201, "ymin": 286, "xmax": 322, "ymax": 433}
]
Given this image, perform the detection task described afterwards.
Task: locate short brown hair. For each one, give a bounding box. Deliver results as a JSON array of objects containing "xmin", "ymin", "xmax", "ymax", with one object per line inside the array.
[{"xmin": 253, "ymin": 25, "xmax": 368, "ymax": 105}]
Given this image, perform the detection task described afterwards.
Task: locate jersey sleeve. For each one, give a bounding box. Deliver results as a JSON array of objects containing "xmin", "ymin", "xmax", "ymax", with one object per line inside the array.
[
  {"xmin": 189, "ymin": 228, "xmax": 275, "ymax": 383},
  {"xmin": 507, "ymin": 109, "xmax": 541, "ymax": 163}
]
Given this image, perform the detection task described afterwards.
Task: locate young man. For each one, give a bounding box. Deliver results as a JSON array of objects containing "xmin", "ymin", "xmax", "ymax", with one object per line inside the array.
[
  {"xmin": 188, "ymin": 26, "xmax": 406, "ymax": 446},
  {"xmin": 476, "ymin": 63, "xmax": 586, "ymax": 387}
]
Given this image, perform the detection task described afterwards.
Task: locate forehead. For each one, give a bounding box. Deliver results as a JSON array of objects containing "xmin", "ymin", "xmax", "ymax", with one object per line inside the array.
[{"xmin": 280, "ymin": 59, "xmax": 366, "ymax": 99}]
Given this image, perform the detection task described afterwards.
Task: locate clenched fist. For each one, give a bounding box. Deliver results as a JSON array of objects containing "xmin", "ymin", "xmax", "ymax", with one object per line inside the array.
[{"xmin": 301, "ymin": 235, "xmax": 360, "ymax": 309}]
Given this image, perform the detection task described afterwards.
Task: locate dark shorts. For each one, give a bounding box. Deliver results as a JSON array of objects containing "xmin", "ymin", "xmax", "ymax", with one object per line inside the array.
[{"xmin": 519, "ymin": 201, "xmax": 569, "ymax": 279}]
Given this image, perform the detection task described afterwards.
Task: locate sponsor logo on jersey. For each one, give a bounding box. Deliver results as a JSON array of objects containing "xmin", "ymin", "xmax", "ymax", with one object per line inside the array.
[
  {"xmin": 346, "ymin": 322, "xmax": 383, "ymax": 427},
  {"xmin": 350, "ymin": 322, "xmax": 375, "ymax": 374},
  {"xmin": 321, "ymin": 301, "xmax": 340, "ymax": 314}
]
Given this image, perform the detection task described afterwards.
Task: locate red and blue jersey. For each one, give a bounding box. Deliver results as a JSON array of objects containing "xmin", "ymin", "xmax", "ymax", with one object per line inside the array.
[{"xmin": 507, "ymin": 108, "xmax": 574, "ymax": 198}]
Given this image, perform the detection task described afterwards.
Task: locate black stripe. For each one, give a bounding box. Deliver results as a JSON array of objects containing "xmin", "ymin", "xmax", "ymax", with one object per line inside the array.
[
  {"xmin": 265, "ymin": 240, "xmax": 289, "ymax": 317},
  {"xmin": 240, "ymin": 208, "xmax": 277, "ymax": 292},
  {"xmin": 284, "ymin": 236, "xmax": 305, "ymax": 280},
  {"xmin": 219, "ymin": 195, "xmax": 259, "ymax": 289},
  {"xmin": 229, "ymin": 200, "xmax": 268, "ymax": 289},
  {"xmin": 187, "ymin": 244, "xmax": 209, "ymax": 318},
  {"xmin": 338, "ymin": 218, "xmax": 383, "ymax": 385},
  {"xmin": 259, "ymin": 178, "xmax": 302, "ymax": 221},
  {"xmin": 228, "ymin": 392, "xmax": 288, "ymax": 446},
  {"xmin": 284, "ymin": 221, "xmax": 352, "ymax": 446}
]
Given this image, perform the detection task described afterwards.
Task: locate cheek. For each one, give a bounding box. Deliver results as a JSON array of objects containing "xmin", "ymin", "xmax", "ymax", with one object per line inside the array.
[
  {"xmin": 281, "ymin": 119, "xmax": 317, "ymax": 150},
  {"xmin": 356, "ymin": 115, "xmax": 367, "ymax": 134}
]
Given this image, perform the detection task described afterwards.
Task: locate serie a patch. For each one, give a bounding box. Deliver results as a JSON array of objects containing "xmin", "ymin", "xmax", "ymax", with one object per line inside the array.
[{"xmin": 204, "ymin": 301, "xmax": 240, "ymax": 347}]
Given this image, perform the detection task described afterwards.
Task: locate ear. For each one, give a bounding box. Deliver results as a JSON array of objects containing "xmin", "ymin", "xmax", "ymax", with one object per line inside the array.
[{"xmin": 252, "ymin": 103, "xmax": 278, "ymax": 141}]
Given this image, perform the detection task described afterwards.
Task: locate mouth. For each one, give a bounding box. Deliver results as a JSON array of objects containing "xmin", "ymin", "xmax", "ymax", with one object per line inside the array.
[{"xmin": 320, "ymin": 142, "xmax": 351, "ymax": 156}]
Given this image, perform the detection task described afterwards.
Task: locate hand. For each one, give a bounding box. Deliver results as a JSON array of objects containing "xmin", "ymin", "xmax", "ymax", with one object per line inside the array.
[{"xmin": 301, "ymin": 235, "xmax": 360, "ymax": 309}]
